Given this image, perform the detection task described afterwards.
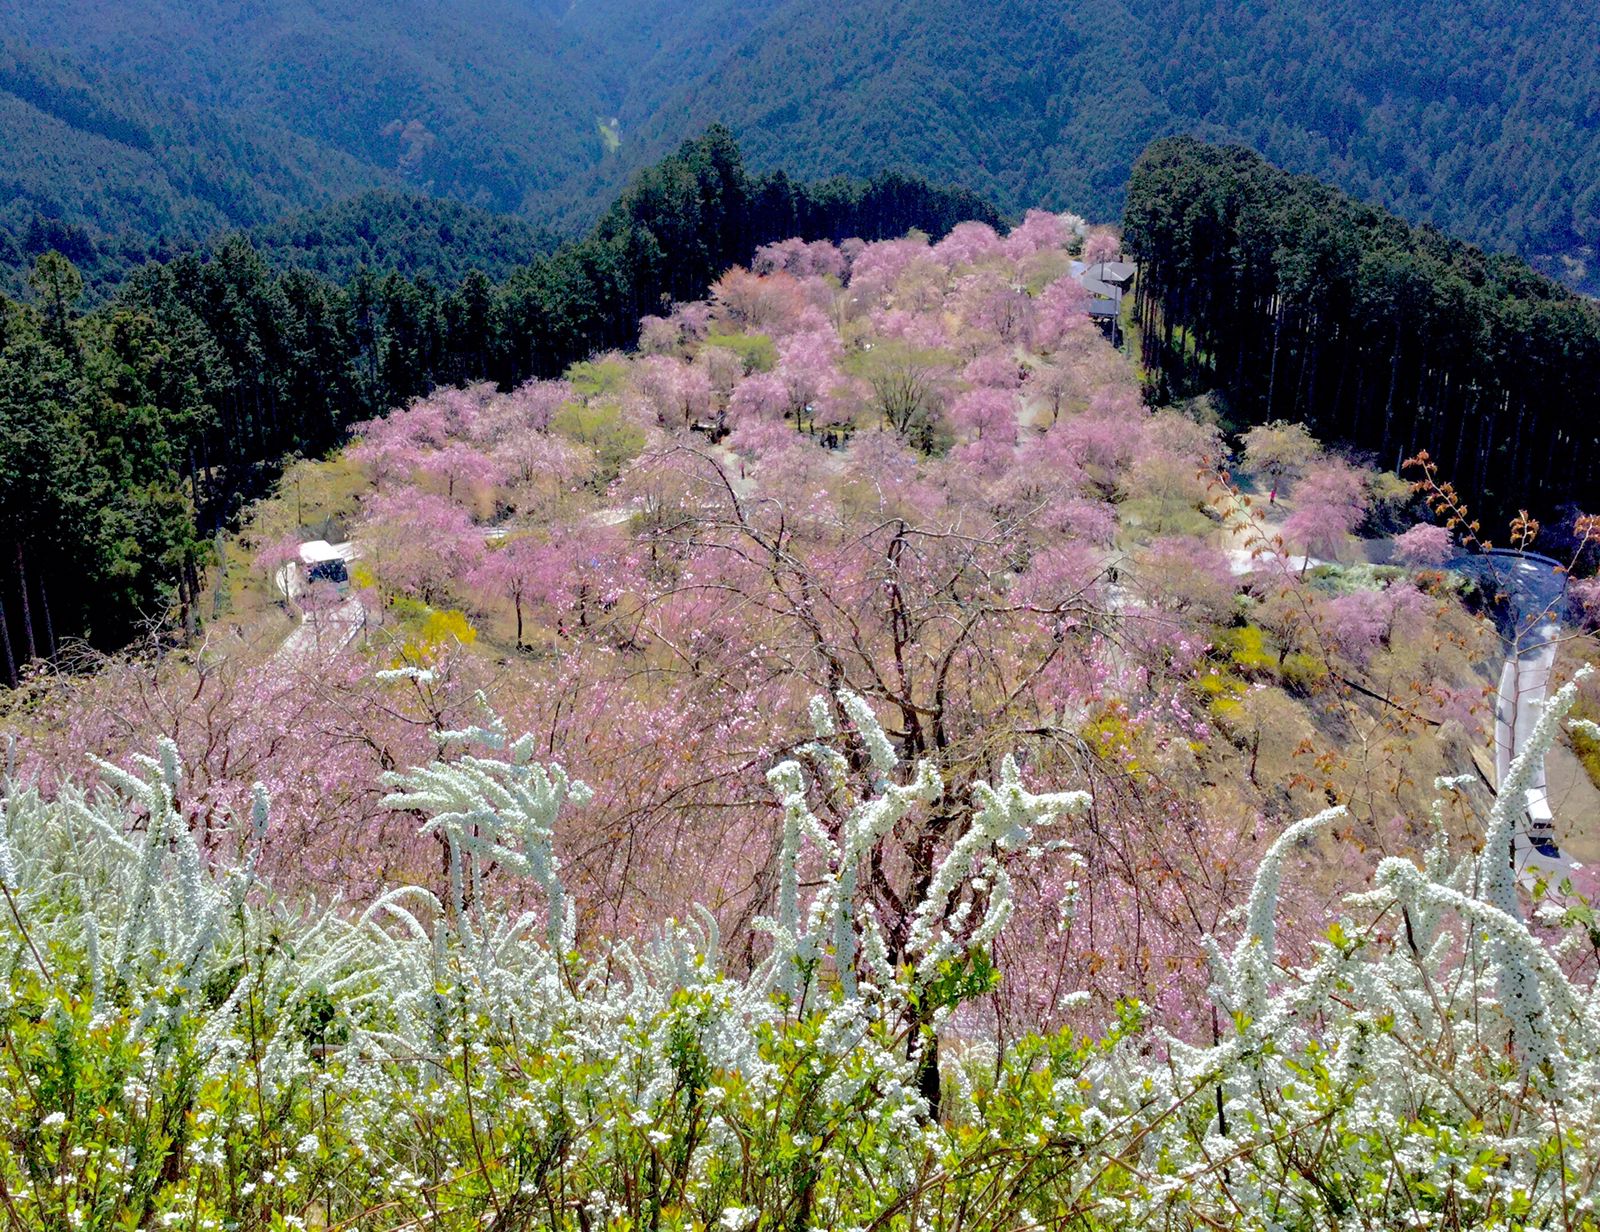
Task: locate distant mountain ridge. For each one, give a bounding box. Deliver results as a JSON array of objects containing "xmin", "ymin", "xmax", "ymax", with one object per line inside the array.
[{"xmin": 3, "ymin": 0, "xmax": 1598, "ymax": 292}]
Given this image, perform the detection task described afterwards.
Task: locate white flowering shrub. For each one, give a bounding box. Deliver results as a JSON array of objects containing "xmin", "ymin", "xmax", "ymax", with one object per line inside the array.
[{"xmin": 0, "ymin": 676, "xmax": 1597, "ymax": 1230}]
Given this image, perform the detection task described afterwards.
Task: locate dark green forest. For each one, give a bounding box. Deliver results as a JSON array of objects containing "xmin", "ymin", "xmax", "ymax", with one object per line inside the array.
[
  {"xmin": 0, "ymin": 129, "xmax": 998, "ymax": 678},
  {"xmin": 1124, "ymin": 137, "xmax": 1600, "ymax": 531},
  {"xmin": 4, "ymin": 0, "xmax": 1599, "ymax": 293},
  {"xmin": 0, "ymin": 44, "xmax": 390, "ymax": 291},
  {"xmin": 244, "ymin": 193, "xmax": 557, "ymax": 288}
]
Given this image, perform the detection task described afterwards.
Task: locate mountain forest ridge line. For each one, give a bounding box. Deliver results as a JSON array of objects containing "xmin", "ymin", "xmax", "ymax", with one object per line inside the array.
[{"xmin": 2, "ymin": 0, "xmax": 1599, "ymax": 295}]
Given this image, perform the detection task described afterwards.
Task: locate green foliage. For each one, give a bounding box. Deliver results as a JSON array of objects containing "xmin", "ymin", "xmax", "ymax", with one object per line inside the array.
[
  {"xmin": 1303, "ymin": 562, "xmax": 1408, "ymax": 595},
  {"xmin": 1080, "ymin": 704, "xmax": 1145, "ymax": 777},
  {"xmin": 387, "ymin": 601, "xmax": 478, "ymax": 666},
  {"xmin": 1571, "ymin": 693, "xmax": 1600, "ymax": 790},
  {"xmin": 1221, "ymin": 625, "xmax": 1275, "ymax": 675},
  {"xmin": 0, "ymin": 42, "xmax": 387, "ymax": 298},
  {"xmin": 1196, "ymin": 665, "xmax": 1248, "ymax": 725},
  {"xmin": 845, "ymin": 340, "xmax": 959, "ymax": 449},
  {"xmin": 705, "ymin": 330, "xmax": 778, "ymax": 373},
  {"xmin": 1126, "ymin": 136, "xmax": 1600, "ymax": 524},
  {"xmin": 1281, "ymin": 651, "xmax": 1330, "ymax": 696},
  {"xmin": 246, "ymin": 191, "xmax": 555, "ymax": 285},
  {"xmin": 551, "ymin": 399, "xmax": 647, "ymax": 481},
  {"xmin": 1214, "ymin": 625, "xmax": 1327, "ymax": 697},
  {"xmin": 907, "ymin": 949, "xmax": 1001, "ymax": 1016},
  {"xmin": 563, "ymin": 357, "xmax": 631, "ymax": 398}
]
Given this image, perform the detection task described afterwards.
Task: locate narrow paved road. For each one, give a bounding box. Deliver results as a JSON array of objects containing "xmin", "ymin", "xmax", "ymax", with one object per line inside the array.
[
  {"xmin": 1497, "ymin": 619, "xmax": 1569, "ymax": 877},
  {"xmin": 271, "ymin": 540, "xmax": 366, "ymax": 665},
  {"xmin": 274, "ymin": 596, "xmax": 367, "ymax": 664},
  {"xmin": 1468, "ymin": 551, "xmax": 1575, "ymax": 878}
]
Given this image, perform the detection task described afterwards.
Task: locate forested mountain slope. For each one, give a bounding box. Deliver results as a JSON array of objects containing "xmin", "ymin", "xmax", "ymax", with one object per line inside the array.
[
  {"xmin": 0, "ymin": 129, "xmax": 998, "ymax": 657},
  {"xmin": 1124, "ymin": 137, "xmax": 1600, "ymax": 529},
  {"xmin": 0, "ymin": 44, "xmax": 392, "ymax": 290},
  {"xmin": 0, "ymin": 1, "xmax": 605, "ymax": 208},
  {"xmin": 622, "ymin": 0, "xmax": 1600, "ymax": 287},
  {"xmin": 245, "ymin": 191, "xmax": 556, "ymax": 286},
  {"xmin": 5, "ymin": 0, "xmax": 1599, "ymax": 290}
]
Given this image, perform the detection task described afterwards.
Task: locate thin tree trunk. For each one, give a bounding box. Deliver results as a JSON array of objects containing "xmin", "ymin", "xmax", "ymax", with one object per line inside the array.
[
  {"xmin": 1382, "ymin": 320, "xmax": 1403, "ymax": 455},
  {"xmin": 1266, "ymin": 301, "xmax": 1285, "ymax": 419},
  {"xmin": 13, "ymin": 542, "xmax": 36, "ymax": 662},
  {"xmin": 0, "ymin": 593, "xmax": 15, "ymax": 687},
  {"xmin": 36, "ymin": 572, "xmax": 56, "ymax": 659},
  {"xmin": 176, "ymin": 571, "xmax": 192, "ymax": 643},
  {"xmin": 184, "ymin": 558, "xmax": 201, "ymax": 641}
]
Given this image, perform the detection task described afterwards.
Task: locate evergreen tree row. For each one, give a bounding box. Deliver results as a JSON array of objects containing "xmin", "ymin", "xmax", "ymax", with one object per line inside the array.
[
  {"xmin": 1124, "ymin": 137, "xmax": 1600, "ymax": 528},
  {"xmin": 0, "ymin": 126, "xmax": 1000, "ymax": 677}
]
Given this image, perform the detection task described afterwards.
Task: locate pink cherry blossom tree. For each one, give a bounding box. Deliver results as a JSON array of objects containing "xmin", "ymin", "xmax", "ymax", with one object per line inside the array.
[
  {"xmin": 948, "ymin": 387, "xmax": 1018, "ymax": 444},
  {"xmin": 776, "ymin": 327, "xmax": 845, "ymax": 434},
  {"xmin": 1391, "ymin": 522, "xmax": 1454, "ymax": 566},
  {"xmin": 934, "ymin": 221, "xmax": 1004, "ymax": 268},
  {"xmin": 962, "ymin": 352, "xmax": 1023, "ymax": 390},
  {"xmin": 710, "ymin": 268, "xmax": 806, "ymax": 334},
  {"xmin": 1003, "ymin": 209, "xmax": 1083, "ymax": 260},
  {"xmin": 1283, "ymin": 460, "xmax": 1369, "ymax": 562},
  {"xmin": 1033, "ymin": 276, "xmax": 1091, "ymax": 351},
  {"xmin": 726, "ymin": 371, "xmax": 790, "ymax": 426},
  {"xmin": 358, "ymin": 487, "xmax": 484, "ymax": 602},
  {"xmin": 417, "ymin": 441, "xmax": 506, "ymax": 501},
  {"xmin": 636, "ymin": 314, "xmax": 680, "ymax": 354},
  {"xmin": 470, "ymin": 535, "xmax": 550, "ymax": 646},
  {"xmin": 1083, "ymin": 229, "xmax": 1121, "ymax": 263},
  {"xmin": 846, "ymin": 235, "xmax": 931, "ymax": 307},
  {"xmin": 635, "ymin": 355, "xmax": 714, "ymax": 430},
  {"xmin": 348, "ymin": 433, "xmax": 424, "ymax": 490}
]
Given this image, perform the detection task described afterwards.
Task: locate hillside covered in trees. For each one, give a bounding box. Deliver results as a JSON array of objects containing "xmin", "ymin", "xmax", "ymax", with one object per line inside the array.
[
  {"xmin": 0, "ymin": 42, "xmax": 393, "ymax": 291},
  {"xmin": 4, "ymin": 196, "xmax": 1600, "ymax": 1229},
  {"xmin": 1124, "ymin": 137, "xmax": 1600, "ymax": 531},
  {"xmin": 4, "ymin": 0, "xmax": 1599, "ymax": 291},
  {"xmin": 0, "ymin": 129, "xmax": 999, "ymax": 663}
]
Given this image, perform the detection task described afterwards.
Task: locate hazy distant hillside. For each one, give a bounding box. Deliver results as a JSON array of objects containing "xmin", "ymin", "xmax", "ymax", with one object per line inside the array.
[
  {"xmin": 0, "ymin": 1, "xmax": 616, "ymax": 213},
  {"xmin": 4, "ymin": 0, "xmax": 1599, "ymax": 289},
  {"xmin": 617, "ymin": 0, "xmax": 1600, "ymax": 287},
  {"xmin": 0, "ymin": 43, "xmax": 390, "ymax": 286}
]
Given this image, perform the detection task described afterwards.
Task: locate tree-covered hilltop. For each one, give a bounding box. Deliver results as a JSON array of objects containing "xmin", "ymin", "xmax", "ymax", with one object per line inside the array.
[
  {"xmin": 6, "ymin": 0, "xmax": 1600, "ymax": 289},
  {"xmin": 0, "ymin": 1, "xmax": 602, "ymax": 212},
  {"xmin": 1124, "ymin": 136, "xmax": 1600, "ymax": 529},
  {"xmin": 0, "ymin": 128, "xmax": 998, "ymax": 663},
  {"xmin": 606, "ymin": 0, "xmax": 1600, "ymax": 285},
  {"xmin": 5, "ymin": 189, "xmax": 561, "ymax": 304}
]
